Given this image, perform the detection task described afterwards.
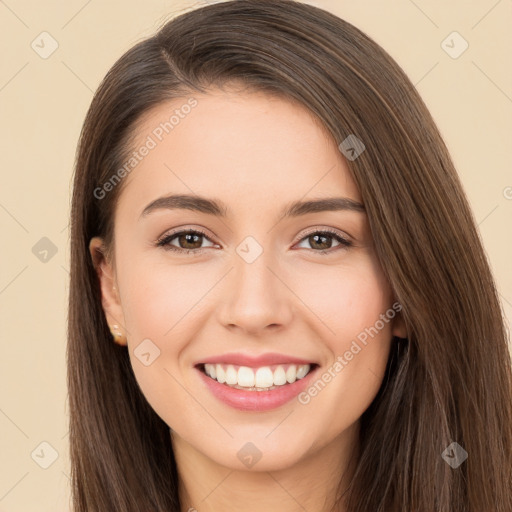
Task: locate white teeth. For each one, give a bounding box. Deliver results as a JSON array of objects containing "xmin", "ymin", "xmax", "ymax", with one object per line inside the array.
[
  {"xmin": 203, "ymin": 363, "xmax": 312, "ymax": 389},
  {"xmin": 296, "ymin": 364, "xmax": 309, "ymax": 379},
  {"xmin": 216, "ymin": 365, "xmax": 226, "ymax": 384},
  {"xmin": 225, "ymin": 365, "xmax": 238, "ymax": 385},
  {"xmin": 238, "ymin": 366, "xmax": 255, "ymax": 387},
  {"xmin": 272, "ymin": 366, "xmax": 287, "ymax": 386},
  {"xmin": 286, "ymin": 365, "xmax": 297, "ymax": 384},
  {"xmin": 255, "ymin": 367, "xmax": 273, "ymax": 388}
]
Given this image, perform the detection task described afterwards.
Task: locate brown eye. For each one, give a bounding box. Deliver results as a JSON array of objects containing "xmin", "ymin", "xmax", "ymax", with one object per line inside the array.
[
  {"xmin": 295, "ymin": 230, "xmax": 352, "ymax": 254},
  {"xmin": 175, "ymin": 232, "xmax": 203, "ymax": 249},
  {"xmin": 156, "ymin": 229, "xmax": 216, "ymax": 254}
]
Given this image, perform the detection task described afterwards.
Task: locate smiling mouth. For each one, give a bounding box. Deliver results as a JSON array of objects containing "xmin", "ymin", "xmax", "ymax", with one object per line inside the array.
[{"xmin": 196, "ymin": 362, "xmax": 319, "ymax": 391}]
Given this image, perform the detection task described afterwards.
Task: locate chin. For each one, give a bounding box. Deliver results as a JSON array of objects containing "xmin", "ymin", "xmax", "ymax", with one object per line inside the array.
[{"xmin": 201, "ymin": 436, "xmax": 310, "ymax": 472}]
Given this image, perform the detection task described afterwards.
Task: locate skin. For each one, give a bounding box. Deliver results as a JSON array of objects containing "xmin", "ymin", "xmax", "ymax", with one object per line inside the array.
[{"xmin": 90, "ymin": 87, "xmax": 407, "ymax": 512}]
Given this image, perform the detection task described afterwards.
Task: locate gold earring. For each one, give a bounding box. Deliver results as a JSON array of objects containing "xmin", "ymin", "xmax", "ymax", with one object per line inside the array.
[{"xmin": 110, "ymin": 324, "xmax": 126, "ymax": 345}]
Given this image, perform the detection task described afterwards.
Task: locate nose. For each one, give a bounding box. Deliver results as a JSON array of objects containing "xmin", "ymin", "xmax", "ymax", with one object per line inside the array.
[{"xmin": 216, "ymin": 247, "xmax": 293, "ymax": 335}]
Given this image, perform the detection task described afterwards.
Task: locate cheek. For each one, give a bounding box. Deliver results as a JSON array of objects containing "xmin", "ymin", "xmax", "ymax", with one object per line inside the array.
[
  {"xmin": 291, "ymin": 255, "xmax": 394, "ymax": 421},
  {"xmin": 292, "ymin": 252, "xmax": 393, "ymax": 342},
  {"xmin": 115, "ymin": 255, "xmax": 211, "ymax": 423},
  {"xmin": 118, "ymin": 254, "xmax": 213, "ymax": 341}
]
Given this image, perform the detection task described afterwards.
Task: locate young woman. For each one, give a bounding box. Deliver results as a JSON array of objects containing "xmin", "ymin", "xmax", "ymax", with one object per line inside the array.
[{"xmin": 67, "ymin": 1, "xmax": 512, "ymax": 510}]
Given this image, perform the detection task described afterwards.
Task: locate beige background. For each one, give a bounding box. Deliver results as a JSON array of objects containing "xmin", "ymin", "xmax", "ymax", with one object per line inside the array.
[{"xmin": 1, "ymin": 0, "xmax": 511, "ymax": 509}]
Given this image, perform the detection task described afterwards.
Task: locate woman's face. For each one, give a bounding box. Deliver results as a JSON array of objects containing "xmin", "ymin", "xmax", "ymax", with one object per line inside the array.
[{"xmin": 91, "ymin": 87, "xmax": 406, "ymax": 471}]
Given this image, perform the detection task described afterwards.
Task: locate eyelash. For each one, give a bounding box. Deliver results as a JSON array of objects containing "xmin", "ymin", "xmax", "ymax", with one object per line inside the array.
[{"xmin": 156, "ymin": 228, "xmax": 353, "ymax": 256}]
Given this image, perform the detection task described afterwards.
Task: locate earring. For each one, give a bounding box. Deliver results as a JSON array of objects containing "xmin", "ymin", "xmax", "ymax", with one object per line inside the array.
[{"xmin": 110, "ymin": 324, "xmax": 126, "ymax": 345}]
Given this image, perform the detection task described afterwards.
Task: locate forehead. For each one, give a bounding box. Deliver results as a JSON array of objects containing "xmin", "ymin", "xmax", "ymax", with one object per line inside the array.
[{"xmin": 118, "ymin": 88, "xmax": 362, "ymax": 214}]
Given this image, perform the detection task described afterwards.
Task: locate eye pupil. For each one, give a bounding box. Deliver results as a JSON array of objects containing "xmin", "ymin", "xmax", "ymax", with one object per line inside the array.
[
  {"xmin": 310, "ymin": 234, "xmax": 331, "ymax": 250},
  {"xmin": 180, "ymin": 233, "xmax": 202, "ymax": 249}
]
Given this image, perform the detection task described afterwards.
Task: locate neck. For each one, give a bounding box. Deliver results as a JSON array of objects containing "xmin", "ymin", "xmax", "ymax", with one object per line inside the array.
[{"xmin": 171, "ymin": 421, "xmax": 360, "ymax": 512}]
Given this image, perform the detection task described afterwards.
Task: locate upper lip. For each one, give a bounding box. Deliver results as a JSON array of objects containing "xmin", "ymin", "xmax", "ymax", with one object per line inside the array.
[{"xmin": 195, "ymin": 352, "xmax": 317, "ymax": 368}]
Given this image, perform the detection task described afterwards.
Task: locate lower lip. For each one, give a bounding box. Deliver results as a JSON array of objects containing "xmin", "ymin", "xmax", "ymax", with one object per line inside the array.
[{"xmin": 196, "ymin": 365, "xmax": 318, "ymax": 412}]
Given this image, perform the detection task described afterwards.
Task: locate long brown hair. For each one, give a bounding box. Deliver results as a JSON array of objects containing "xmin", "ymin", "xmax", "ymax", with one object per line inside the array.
[{"xmin": 67, "ymin": 1, "xmax": 512, "ymax": 510}]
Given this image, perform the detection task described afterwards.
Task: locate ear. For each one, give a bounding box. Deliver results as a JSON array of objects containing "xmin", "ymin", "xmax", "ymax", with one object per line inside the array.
[{"xmin": 89, "ymin": 237, "xmax": 128, "ymax": 346}]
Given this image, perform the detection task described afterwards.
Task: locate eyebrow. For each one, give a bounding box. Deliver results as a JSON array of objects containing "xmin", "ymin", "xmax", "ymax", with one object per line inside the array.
[{"xmin": 140, "ymin": 193, "xmax": 365, "ymax": 219}]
